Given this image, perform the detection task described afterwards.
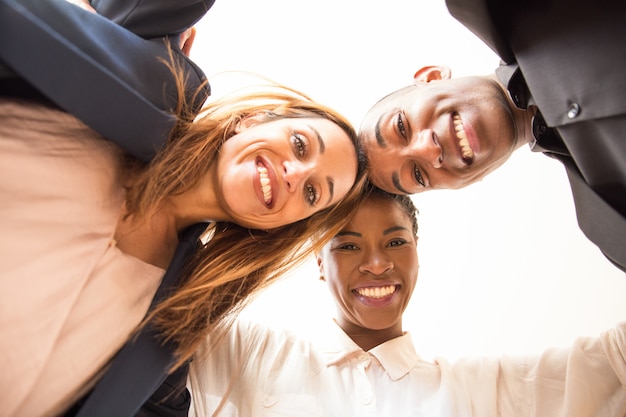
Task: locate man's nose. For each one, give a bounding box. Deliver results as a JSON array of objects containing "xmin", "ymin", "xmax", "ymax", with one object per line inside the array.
[
  {"xmin": 283, "ymin": 160, "xmax": 308, "ymax": 192},
  {"xmin": 359, "ymin": 251, "xmax": 393, "ymax": 275},
  {"xmin": 409, "ymin": 129, "xmax": 443, "ymax": 168}
]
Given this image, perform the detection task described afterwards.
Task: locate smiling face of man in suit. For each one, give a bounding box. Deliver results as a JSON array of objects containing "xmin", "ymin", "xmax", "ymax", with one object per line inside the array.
[{"xmin": 359, "ymin": 66, "xmax": 532, "ymax": 196}]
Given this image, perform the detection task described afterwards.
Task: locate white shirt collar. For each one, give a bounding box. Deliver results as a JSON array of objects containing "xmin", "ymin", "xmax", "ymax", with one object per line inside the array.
[{"xmin": 314, "ymin": 320, "xmax": 419, "ymax": 380}]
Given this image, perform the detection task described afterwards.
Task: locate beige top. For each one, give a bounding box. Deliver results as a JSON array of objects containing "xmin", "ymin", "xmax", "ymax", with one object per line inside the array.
[{"xmin": 0, "ymin": 99, "xmax": 165, "ymax": 417}]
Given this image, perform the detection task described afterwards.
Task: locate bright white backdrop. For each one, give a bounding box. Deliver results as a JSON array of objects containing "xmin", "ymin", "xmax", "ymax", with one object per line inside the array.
[{"xmin": 191, "ymin": 0, "xmax": 626, "ymax": 361}]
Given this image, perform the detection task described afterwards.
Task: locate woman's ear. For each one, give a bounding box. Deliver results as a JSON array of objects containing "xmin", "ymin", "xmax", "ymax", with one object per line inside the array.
[
  {"xmin": 234, "ymin": 113, "xmax": 269, "ymax": 133},
  {"xmin": 316, "ymin": 253, "xmax": 326, "ymax": 281},
  {"xmin": 180, "ymin": 27, "xmax": 197, "ymax": 57},
  {"xmin": 413, "ymin": 66, "xmax": 452, "ymax": 84}
]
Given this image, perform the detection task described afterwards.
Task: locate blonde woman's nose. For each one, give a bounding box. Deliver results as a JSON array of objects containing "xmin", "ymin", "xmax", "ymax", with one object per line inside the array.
[{"xmin": 282, "ymin": 160, "xmax": 307, "ymax": 192}]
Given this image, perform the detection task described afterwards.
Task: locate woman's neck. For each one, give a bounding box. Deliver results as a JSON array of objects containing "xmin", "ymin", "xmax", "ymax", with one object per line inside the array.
[
  {"xmin": 165, "ymin": 165, "xmax": 227, "ymax": 230},
  {"xmin": 114, "ymin": 204, "xmax": 180, "ymax": 269},
  {"xmin": 336, "ymin": 319, "xmax": 404, "ymax": 352}
]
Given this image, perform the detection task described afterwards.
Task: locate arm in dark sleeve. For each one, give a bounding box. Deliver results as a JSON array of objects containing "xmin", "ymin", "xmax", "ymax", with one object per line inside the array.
[
  {"xmin": 92, "ymin": 0, "xmax": 215, "ymax": 39},
  {"xmin": 134, "ymin": 363, "xmax": 192, "ymax": 417},
  {"xmin": 0, "ymin": 0, "xmax": 210, "ymax": 161}
]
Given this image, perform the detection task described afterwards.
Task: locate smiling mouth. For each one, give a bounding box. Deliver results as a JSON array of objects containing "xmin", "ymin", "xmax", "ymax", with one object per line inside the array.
[
  {"xmin": 354, "ymin": 285, "xmax": 398, "ymax": 299},
  {"xmin": 453, "ymin": 113, "xmax": 474, "ymax": 164},
  {"xmin": 257, "ymin": 165, "xmax": 273, "ymax": 206}
]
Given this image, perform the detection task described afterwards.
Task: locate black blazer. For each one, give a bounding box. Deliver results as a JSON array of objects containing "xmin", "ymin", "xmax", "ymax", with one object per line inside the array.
[
  {"xmin": 0, "ymin": 0, "xmax": 212, "ymax": 161},
  {"xmin": 92, "ymin": 0, "xmax": 214, "ymax": 40},
  {"xmin": 446, "ymin": 0, "xmax": 626, "ymax": 271}
]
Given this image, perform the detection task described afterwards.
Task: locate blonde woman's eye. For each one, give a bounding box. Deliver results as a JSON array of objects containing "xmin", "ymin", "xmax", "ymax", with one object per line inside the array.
[
  {"xmin": 292, "ymin": 133, "xmax": 308, "ymax": 158},
  {"xmin": 305, "ymin": 183, "xmax": 319, "ymax": 206}
]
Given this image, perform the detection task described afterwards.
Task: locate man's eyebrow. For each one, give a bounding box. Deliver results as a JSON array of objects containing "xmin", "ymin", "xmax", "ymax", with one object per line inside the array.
[
  {"xmin": 383, "ymin": 226, "xmax": 408, "ymax": 235},
  {"xmin": 336, "ymin": 230, "xmax": 361, "ymax": 237},
  {"xmin": 308, "ymin": 124, "xmax": 325, "ymax": 153},
  {"xmin": 326, "ymin": 177, "xmax": 334, "ymax": 205},
  {"xmin": 392, "ymin": 172, "xmax": 410, "ymax": 194},
  {"xmin": 375, "ymin": 115, "xmax": 387, "ymax": 148}
]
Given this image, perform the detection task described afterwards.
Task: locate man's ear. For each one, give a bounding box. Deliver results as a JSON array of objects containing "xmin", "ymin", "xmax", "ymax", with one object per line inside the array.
[
  {"xmin": 413, "ymin": 66, "xmax": 452, "ymax": 84},
  {"xmin": 234, "ymin": 113, "xmax": 269, "ymax": 133}
]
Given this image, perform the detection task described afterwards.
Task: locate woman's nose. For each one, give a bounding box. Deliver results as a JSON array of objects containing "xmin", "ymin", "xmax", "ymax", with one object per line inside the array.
[
  {"xmin": 283, "ymin": 160, "xmax": 308, "ymax": 192},
  {"xmin": 359, "ymin": 251, "xmax": 393, "ymax": 275}
]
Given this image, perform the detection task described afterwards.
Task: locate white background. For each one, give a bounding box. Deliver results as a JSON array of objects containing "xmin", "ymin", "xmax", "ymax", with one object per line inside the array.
[{"xmin": 191, "ymin": 0, "xmax": 626, "ymax": 361}]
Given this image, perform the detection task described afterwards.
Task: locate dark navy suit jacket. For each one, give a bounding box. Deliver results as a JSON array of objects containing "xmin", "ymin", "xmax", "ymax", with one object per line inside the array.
[
  {"xmin": 0, "ymin": 0, "xmax": 213, "ymax": 161},
  {"xmin": 447, "ymin": 0, "xmax": 626, "ymax": 272}
]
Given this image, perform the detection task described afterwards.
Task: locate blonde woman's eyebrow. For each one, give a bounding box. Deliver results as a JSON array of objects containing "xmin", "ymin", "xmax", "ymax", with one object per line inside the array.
[
  {"xmin": 326, "ymin": 177, "xmax": 334, "ymax": 205},
  {"xmin": 307, "ymin": 124, "xmax": 325, "ymax": 153}
]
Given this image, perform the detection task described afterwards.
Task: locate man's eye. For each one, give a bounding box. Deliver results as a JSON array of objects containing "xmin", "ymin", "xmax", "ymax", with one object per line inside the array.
[
  {"xmin": 396, "ymin": 113, "xmax": 407, "ymax": 139},
  {"xmin": 292, "ymin": 133, "xmax": 307, "ymax": 158},
  {"xmin": 305, "ymin": 183, "xmax": 319, "ymax": 206},
  {"xmin": 414, "ymin": 165, "xmax": 425, "ymax": 187}
]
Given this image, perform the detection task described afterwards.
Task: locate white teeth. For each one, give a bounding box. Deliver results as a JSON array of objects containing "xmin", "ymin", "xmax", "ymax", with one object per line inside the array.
[
  {"xmin": 257, "ymin": 166, "xmax": 272, "ymax": 204},
  {"xmin": 355, "ymin": 285, "xmax": 397, "ymax": 299},
  {"xmin": 453, "ymin": 114, "xmax": 474, "ymax": 161}
]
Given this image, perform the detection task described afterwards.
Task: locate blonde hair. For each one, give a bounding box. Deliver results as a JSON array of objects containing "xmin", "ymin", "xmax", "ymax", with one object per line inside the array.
[{"xmin": 126, "ymin": 70, "xmax": 368, "ymax": 368}]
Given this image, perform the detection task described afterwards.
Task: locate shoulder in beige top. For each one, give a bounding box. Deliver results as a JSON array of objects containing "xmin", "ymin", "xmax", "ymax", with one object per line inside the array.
[{"xmin": 0, "ymin": 99, "xmax": 165, "ymax": 417}]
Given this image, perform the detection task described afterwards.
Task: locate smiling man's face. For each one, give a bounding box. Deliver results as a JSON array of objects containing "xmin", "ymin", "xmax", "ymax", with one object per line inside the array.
[{"xmin": 359, "ymin": 68, "xmax": 519, "ymax": 195}]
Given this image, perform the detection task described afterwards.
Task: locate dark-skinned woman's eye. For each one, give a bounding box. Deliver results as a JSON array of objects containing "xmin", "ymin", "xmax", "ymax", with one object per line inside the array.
[{"xmin": 389, "ymin": 238, "xmax": 407, "ymax": 247}]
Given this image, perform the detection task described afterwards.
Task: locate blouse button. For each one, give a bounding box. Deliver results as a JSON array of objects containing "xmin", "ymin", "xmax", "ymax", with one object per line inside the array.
[{"xmin": 567, "ymin": 103, "xmax": 581, "ymax": 119}]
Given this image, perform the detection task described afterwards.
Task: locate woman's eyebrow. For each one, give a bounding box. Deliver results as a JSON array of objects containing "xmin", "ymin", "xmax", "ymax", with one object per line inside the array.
[
  {"xmin": 307, "ymin": 124, "xmax": 325, "ymax": 153},
  {"xmin": 384, "ymin": 226, "xmax": 408, "ymax": 235},
  {"xmin": 336, "ymin": 230, "xmax": 361, "ymax": 237},
  {"xmin": 326, "ymin": 177, "xmax": 334, "ymax": 205}
]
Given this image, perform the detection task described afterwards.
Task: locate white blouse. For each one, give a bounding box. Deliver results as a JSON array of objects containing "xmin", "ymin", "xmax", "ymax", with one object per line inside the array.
[{"xmin": 190, "ymin": 317, "xmax": 626, "ymax": 417}]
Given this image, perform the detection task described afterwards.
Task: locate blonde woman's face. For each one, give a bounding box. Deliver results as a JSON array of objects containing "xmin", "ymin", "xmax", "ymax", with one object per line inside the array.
[{"xmin": 215, "ymin": 117, "xmax": 358, "ymax": 229}]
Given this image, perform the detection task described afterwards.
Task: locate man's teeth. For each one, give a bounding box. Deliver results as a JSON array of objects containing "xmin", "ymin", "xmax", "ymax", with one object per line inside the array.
[
  {"xmin": 257, "ymin": 166, "xmax": 272, "ymax": 204},
  {"xmin": 453, "ymin": 114, "xmax": 474, "ymax": 161},
  {"xmin": 355, "ymin": 285, "xmax": 397, "ymax": 299}
]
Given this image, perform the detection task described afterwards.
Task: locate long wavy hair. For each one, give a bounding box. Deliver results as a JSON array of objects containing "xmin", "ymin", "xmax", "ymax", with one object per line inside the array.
[{"xmin": 125, "ymin": 64, "xmax": 368, "ymax": 369}]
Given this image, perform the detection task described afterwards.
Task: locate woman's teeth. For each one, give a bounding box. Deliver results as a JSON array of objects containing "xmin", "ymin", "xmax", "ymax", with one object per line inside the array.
[
  {"xmin": 453, "ymin": 114, "xmax": 474, "ymax": 162},
  {"xmin": 257, "ymin": 166, "xmax": 272, "ymax": 204},
  {"xmin": 355, "ymin": 285, "xmax": 397, "ymax": 299}
]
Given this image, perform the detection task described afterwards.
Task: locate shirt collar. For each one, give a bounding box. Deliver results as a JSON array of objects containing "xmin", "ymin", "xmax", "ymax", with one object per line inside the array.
[
  {"xmin": 316, "ymin": 321, "xmax": 364, "ymax": 366},
  {"xmin": 316, "ymin": 321, "xmax": 419, "ymax": 381},
  {"xmin": 496, "ymin": 63, "xmax": 567, "ymax": 156},
  {"xmin": 368, "ymin": 332, "xmax": 419, "ymax": 381},
  {"xmin": 496, "ymin": 63, "xmax": 531, "ymax": 110}
]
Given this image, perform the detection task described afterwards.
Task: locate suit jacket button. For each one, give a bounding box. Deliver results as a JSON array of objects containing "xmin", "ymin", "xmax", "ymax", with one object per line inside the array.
[{"xmin": 567, "ymin": 103, "xmax": 581, "ymax": 119}]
